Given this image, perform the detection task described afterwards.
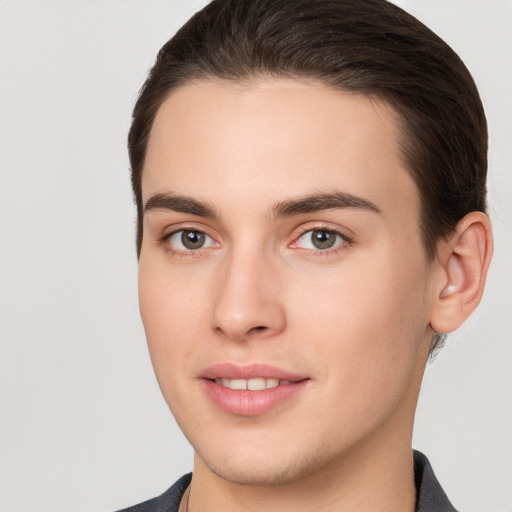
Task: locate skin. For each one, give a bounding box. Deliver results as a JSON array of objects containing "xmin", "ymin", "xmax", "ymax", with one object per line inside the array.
[{"xmin": 137, "ymin": 79, "xmax": 490, "ymax": 512}]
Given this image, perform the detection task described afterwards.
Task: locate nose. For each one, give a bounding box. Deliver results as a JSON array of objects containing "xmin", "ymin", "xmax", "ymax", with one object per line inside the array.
[{"xmin": 211, "ymin": 250, "xmax": 286, "ymax": 342}]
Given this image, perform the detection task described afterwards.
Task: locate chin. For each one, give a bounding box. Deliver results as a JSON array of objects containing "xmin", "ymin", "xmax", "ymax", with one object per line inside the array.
[{"xmin": 196, "ymin": 444, "xmax": 329, "ymax": 486}]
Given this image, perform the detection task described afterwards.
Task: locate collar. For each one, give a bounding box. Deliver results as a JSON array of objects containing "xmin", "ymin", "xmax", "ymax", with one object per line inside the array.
[{"xmin": 414, "ymin": 450, "xmax": 458, "ymax": 512}]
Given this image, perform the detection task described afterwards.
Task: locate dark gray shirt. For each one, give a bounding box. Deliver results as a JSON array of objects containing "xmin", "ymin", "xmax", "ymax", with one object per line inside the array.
[{"xmin": 117, "ymin": 451, "xmax": 457, "ymax": 512}]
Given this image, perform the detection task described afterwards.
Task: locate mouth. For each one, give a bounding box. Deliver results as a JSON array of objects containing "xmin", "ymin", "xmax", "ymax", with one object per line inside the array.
[
  {"xmin": 200, "ymin": 364, "xmax": 310, "ymax": 416},
  {"xmin": 213, "ymin": 377, "xmax": 293, "ymax": 390}
]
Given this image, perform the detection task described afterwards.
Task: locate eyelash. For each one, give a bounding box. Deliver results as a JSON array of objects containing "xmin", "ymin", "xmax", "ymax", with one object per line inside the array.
[{"xmin": 158, "ymin": 225, "xmax": 354, "ymax": 257}]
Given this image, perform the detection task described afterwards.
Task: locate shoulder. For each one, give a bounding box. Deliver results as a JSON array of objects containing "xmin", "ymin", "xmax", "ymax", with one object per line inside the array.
[
  {"xmin": 414, "ymin": 451, "xmax": 459, "ymax": 512},
  {"xmin": 115, "ymin": 473, "xmax": 192, "ymax": 512}
]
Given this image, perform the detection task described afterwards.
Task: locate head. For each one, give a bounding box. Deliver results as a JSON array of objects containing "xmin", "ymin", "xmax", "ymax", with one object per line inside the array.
[{"xmin": 129, "ymin": 0, "xmax": 492, "ymax": 488}]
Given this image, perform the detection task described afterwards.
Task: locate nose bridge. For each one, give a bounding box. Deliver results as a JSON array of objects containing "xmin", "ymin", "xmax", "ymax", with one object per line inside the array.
[{"xmin": 211, "ymin": 242, "xmax": 285, "ymax": 340}]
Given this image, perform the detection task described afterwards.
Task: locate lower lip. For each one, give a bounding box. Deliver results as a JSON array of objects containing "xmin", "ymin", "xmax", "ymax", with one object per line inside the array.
[{"xmin": 201, "ymin": 379, "xmax": 310, "ymax": 416}]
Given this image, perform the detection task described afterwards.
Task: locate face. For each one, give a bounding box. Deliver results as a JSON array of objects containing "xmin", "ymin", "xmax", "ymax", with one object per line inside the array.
[{"xmin": 139, "ymin": 79, "xmax": 435, "ymax": 485}]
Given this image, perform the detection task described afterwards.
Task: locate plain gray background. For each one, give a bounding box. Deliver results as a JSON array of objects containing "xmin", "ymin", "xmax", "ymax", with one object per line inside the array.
[{"xmin": 1, "ymin": 1, "xmax": 511, "ymax": 511}]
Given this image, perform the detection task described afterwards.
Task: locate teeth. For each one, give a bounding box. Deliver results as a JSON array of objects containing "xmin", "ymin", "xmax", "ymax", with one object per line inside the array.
[
  {"xmin": 266, "ymin": 378, "xmax": 279, "ymax": 388},
  {"xmin": 214, "ymin": 378, "xmax": 290, "ymax": 390},
  {"xmin": 230, "ymin": 379, "xmax": 247, "ymax": 390},
  {"xmin": 247, "ymin": 378, "xmax": 266, "ymax": 391}
]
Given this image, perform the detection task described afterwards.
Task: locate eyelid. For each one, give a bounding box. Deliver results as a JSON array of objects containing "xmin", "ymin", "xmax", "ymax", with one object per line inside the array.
[{"xmin": 160, "ymin": 221, "xmax": 219, "ymax": 240}]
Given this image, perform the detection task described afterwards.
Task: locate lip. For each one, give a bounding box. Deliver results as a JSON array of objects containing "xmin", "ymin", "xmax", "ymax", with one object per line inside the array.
[
  {"xmin": 200, "ymin": 363, "xmax": 307, "ymax": 381},
  {"xmin": 200, "ymin": 364, "xmax": 311, "ymax": 416}
]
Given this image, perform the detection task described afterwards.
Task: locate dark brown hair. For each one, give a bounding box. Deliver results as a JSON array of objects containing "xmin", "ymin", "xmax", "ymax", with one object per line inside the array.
[{"xmin": 129, "ymin": 0, "xmax": 488, "ymax": 263}]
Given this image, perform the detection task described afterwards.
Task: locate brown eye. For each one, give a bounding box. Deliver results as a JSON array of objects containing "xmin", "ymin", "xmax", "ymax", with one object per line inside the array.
[
  {"xmin": 168, "ymin": 229, "xmax": 217, "ymax": 252},
  {"xmin": 181, "ymin": 230, "xmax": 205, "ymax": 249},
  {"xmin": 295, "ymin": 228, "xmax": 348, "ymax": 251},
  {"xmin": 310, "ymin": 230, "xmax": 336, "ymax": 249}
]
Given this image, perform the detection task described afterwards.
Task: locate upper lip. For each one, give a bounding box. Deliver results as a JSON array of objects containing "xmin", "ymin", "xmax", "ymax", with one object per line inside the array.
[{"xmin": 200, "ymin": 363, "xmax": 308, "ymax": 382}]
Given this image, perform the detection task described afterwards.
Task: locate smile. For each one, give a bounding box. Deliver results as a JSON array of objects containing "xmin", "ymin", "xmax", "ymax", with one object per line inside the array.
[
  {"xmin": 201, "ymin": 364, "xmax": 310, "ymax": 416},
  {"xmin": 214, "ymin": 378, "xmax": 292, "ymax": 390}
]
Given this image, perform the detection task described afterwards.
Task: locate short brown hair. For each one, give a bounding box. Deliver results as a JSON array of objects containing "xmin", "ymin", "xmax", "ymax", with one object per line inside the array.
[{"xmin": 129, "ymin": 0, "xmax": 488, "ymax": 263}]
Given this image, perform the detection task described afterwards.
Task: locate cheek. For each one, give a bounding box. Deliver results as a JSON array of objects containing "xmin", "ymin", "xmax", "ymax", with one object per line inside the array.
[
  {"xmin": 138, "ymin": 260, "xmax": 211, "ymax": 396},
  {"xmin": 290, "ymin": 251, "xmax": 430, "ymax": 402},
  {"xmin": 292, "ymin": 252, "xmax": 428, "ymax": 339}
]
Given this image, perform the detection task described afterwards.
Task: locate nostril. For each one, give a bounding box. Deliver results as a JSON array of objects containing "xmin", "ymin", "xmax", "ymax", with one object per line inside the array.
[{"xmin": 248, "ymin": 326, "xmax": 268, "ymax": 334}]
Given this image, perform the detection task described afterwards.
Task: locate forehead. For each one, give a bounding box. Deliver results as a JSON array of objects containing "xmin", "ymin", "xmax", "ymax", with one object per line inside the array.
[{"xmin": 143, "ymin": 78, "xmax": 419, "ymax": 221}]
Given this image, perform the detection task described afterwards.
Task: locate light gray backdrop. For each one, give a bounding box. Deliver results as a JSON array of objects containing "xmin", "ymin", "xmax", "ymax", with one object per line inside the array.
[{"xmin": 1, "ymin": 1, "xmax": 511, "ymax": 511}]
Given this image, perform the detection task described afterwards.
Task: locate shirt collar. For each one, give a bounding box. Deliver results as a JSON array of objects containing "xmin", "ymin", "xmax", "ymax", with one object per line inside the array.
[{"xmin": 414, "ymin": 450, "xmax": 458, "ymax": 512}]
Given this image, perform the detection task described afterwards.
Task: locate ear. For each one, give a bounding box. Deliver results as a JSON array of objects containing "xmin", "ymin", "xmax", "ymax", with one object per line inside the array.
[{"xmin": 429, "ymin": 211, "xmax": 493, "ymax": 334}]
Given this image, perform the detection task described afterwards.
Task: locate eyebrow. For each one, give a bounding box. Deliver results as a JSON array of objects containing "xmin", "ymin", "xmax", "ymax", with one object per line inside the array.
[
  {"xmin": 143, "ymin": 190, "xmax": 381, "ymax": 219},
  {"xmin": 272, "ymin": 191, "xmax": 381, "ymax": 217},
  {"xmin": 144, "ymin": 193, "xmax": 217, "ymax": 218}
]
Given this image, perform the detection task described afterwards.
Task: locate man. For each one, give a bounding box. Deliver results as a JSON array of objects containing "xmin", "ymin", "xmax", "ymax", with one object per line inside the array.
[{"xmin": 120, "ymin": 0, "xmax": 493, "ymax": 510}]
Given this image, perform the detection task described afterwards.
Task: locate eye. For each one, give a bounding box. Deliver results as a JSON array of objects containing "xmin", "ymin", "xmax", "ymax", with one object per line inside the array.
[
  {"xmin": 295, "ymin": 229, "xmax": 348, "ymax": 251},
  {"xmin": 167, "ymin": 229, "xmax": 218, "ymax": 251}
]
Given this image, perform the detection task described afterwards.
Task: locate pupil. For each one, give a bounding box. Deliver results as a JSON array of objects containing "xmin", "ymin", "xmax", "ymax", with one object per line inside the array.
[
  {"xmin": 312, "ymin": 230, "xmax": 335, "ymax": 249},
  {"xmin": 182, "ymin": 230, "xmax": 205, "ymax": 249}
]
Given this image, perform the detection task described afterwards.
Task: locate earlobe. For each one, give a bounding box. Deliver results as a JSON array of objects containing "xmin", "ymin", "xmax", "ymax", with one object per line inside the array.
[{"xmin": 429, "ymin": 211, "xmax": 493, "ymax": 334}]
